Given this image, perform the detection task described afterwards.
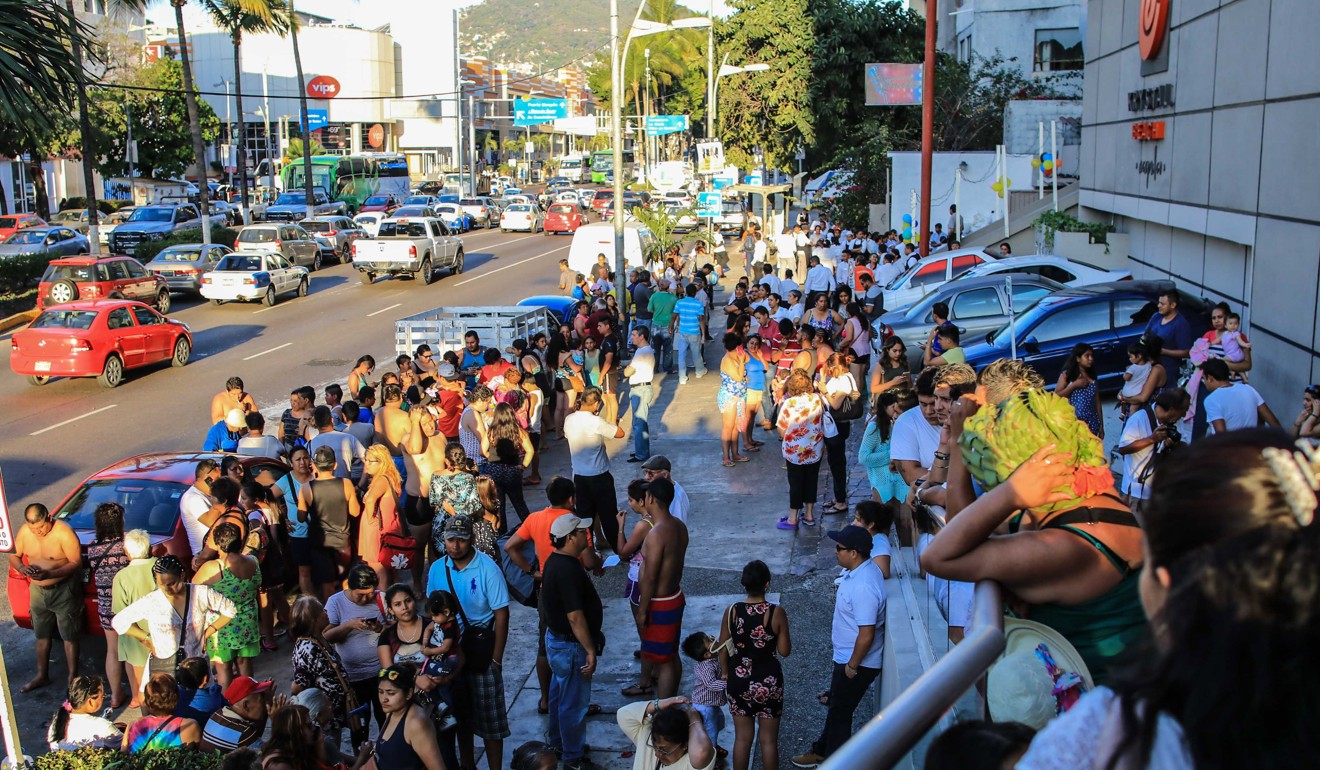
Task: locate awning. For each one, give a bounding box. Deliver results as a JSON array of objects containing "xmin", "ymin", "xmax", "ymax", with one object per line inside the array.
[{"xmin": 805, "ymin": 170, "xmax": 841, "ymax": 192}]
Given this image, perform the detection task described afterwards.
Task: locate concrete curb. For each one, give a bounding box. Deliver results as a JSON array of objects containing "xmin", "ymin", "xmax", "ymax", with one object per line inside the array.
[{"xmin": 0, "ymin": 309, "xmax": 36, "ymax": 335}]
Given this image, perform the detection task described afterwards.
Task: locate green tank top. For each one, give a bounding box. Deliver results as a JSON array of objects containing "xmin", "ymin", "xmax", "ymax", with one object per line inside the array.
[{"xmin": 1009, "ymin": 503, "xmax": 1147, "ymax": 685}]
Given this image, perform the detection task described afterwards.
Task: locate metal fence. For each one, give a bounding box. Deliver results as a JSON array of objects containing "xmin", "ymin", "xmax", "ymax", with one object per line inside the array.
[{"xmin": 818, "ymin": 580, "xmax": 1006, "ymax": 770}]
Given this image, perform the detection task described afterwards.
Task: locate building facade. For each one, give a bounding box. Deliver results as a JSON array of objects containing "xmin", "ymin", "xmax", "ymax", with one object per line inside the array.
[{"xmin": 1079, "ymin": 0, "xmax": 1320, "ymax": 413}]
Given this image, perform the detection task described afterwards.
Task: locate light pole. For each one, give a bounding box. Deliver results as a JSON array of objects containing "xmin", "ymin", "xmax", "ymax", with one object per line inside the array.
[
  {"xmin": 711, "ymin": 56, "xmax": 769, "ymax": 138},
  {"xmin": 460, "ymin": 77, "xmax": 478, "ymax": 196},
  {"xmin": 215, "ymin": 79, "xmax": 233, "ymax": 189},
  {"xmin": 643, "ymin": 48, "xmax": 651, "ymax": 179}
]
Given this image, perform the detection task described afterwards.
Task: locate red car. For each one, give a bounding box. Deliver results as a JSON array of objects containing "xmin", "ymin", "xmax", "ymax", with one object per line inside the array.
[
  {"xmin": 590, "ymin": 189, "xmax": 614, "ymax": 215},
  {"xmin": 359, "ymin": 194, "xmax": 403, "ymax": 215},
  {"xmin": 38, "ymin": 255, "xmax": 171, "ymax": 313},
  {"xmin": 10, "ymin": 300, "xmax": 192, "ymax": 388},
  {"xmin": 0, "ymin": 213, "xmax": 45, "ymax": 242},
  {"xmin": 544, "ymin": 203, "xmax": 585, "ymax": 235},
  {"xmin": 5, "ymin": 453, "xmax": 289, "ymax": 634}
]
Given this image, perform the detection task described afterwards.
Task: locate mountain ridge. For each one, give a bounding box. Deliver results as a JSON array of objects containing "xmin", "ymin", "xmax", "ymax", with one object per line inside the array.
[{"xmin": 460, "ymin": 0, "xmax": 644, "ymax": 72}]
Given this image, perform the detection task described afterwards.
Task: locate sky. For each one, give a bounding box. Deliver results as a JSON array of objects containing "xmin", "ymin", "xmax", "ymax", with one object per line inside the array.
[{"xmin": 146, "ymin": 0, "xmax": 734, "ymax": 29}]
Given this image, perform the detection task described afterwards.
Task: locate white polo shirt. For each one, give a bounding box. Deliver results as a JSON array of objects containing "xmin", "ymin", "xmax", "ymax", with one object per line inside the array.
[{"xmin": 832, "ymin": 559, "xmax": 886, "ymax": 668}]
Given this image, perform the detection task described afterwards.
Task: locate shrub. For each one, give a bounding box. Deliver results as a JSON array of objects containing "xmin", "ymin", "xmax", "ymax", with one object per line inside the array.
[
  {"xmin": 35, "ymin": 747, "xmax": 225, "ymax": 770},
  {"xmin": 55, "ymin": 198, "xmax": 128, "ymax": 215},
  {"xmin": 0, "ymin": 252, "xmax": 59, "ymax": 295},
  {"xmin": 133, "ymin": 227, "xmax": 239, "ymax": 263}
]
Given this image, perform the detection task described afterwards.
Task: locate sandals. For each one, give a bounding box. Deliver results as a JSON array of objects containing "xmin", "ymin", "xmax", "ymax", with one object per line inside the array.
[
  {"xmin": 776, "ymin": 516, "xmax": 799, "ymax": 531},
  {"xmin": 802, "ymin": 516, "xmax": 818, "ymax": 527},
  {"xmin": 822, "ymin": 502, "xmax": 850, "ymax": 514},
  {"xmin": 261, "ymin": 639, "xmax": 279, "ymax": 653},
  {"xmin": 722, "ymin": 461, "xmax": 736, "ymax": 468},
  {"xmin": 620, "ymin": 683, "xmax": 654, "ymax": 697},
  {"xmin": 818, "ymin": 691, "xmax": 831, "ymax": 706}
]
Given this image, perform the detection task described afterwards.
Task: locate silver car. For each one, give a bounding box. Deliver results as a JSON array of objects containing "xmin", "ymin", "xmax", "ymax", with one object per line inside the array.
[
  {"xmin": 234, "ymin": 223, "xmax": 322, "ymax": 270},
  {"xmin": 301, "ymin": 216, "xmax": 367, "ymax": 263},
  {"xmin": 0, "ymin": 226, "xmax": 89, "ymax": 259},
  {"xmin": 458, "ymin": 198, "xmax": 495, "ymax": 228},
  {"xmin": 49, "ymin": 209, "xmax": 92, "ymax": 234},
  {"xmin": 874, "ymin": 273, "xmax": 1068, "ymax": 370},
  {"xmin": 146, "ymin": 243, "xmax": 233, "ymax": 294}
]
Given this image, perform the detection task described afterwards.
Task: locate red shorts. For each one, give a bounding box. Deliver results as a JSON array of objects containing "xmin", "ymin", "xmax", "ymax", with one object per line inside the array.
[{"xmin": 640, "ymin": 590, "xmax": 686, "ymax": 663}]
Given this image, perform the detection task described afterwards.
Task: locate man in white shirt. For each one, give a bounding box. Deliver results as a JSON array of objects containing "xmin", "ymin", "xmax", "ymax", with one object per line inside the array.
[
  {"xmin": 307, "ymin": 405, "xmax": 368, "ymax": 482},
  {"xmin": 875, "ymin": 252, "xmax": 903, "ymax": 288},
  {"xmin": 774, "ymin": 229, "xmax": 797, "ymax": 275},
  {"xmin": 180, "ymin": 459, "xmax": 221, "ymax": 557},
  {"xmin": 639, "ymin": 455, "xmax": 690, "ymax": 525},
  {"xmin": 834, "ymin": 251, "xmax": 855, "ymax": 292},
  {"xmin": 758, "ymin": 263, "xmax": 782, "ymax": 296},
  {"xmin": 780, "ymin": 269, "xmax": 800, "ymax": 298},
  {"xmin": 236, "ymin": 413, "xmax": 285, "ymax": 460},
  {"xmin": 803, "ymin": 255, "xmax": 836, "ymax": 307},
  {"xmin": 751, "ymin": 232, "xmax": 768, "ymax": 275},
  {"xmin": 1201, "ymin": 358, "xmax": 1281, "ymax": 434},
  {"xmin": 792, "ymin": 525, "xmax": 885, "ymax": 767},
  {"xmin": 890, "ymin": 368, "xmax": 942, "ymax": 484},
  {"xmin": 1117, "ymin": 388, "xmax": 1190, "ymax": 505},
  {"xmin": 564, "ymin": 387, "xmax": 626, "ymax": 545},
  {"xmin": 624, "ymin": 327, "xmax": 656, "ymax": 462}
]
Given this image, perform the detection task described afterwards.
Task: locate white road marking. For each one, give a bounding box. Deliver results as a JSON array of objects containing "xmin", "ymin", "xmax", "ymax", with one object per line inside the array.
[
  {"xmin": 454, "ymin": 244, "xmax": 570, "ymax": 287},
  {"xmin": 252, "ymin": 302, "xmax": 290, "ymax": 314},
  {"xmin": 30, "ymin": 404, "xmax": 119, "ymax": 436},
  {"xmin": 367, "ymin": 303, "xmax": 402, "ymax": 317},
  {"xmin": 242, "ymin": 341, "xmax": 293, "ymax": 361}
]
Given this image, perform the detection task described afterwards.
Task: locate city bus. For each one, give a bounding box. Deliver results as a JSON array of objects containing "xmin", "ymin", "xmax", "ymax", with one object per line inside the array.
[
  {"xmin": 280, "ymin": 153, "xmax": 410, "ymax": 213},
  {"xmin": 590, "ymin": 149, "xmax": 635, "ymax": 184}
]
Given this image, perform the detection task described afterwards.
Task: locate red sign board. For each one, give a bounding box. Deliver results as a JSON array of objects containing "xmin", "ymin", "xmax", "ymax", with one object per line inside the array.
[
  {"xmin": 368, "ymin": 124, "xmax": 385, "ymax": 149},
  {"xmin": 864, "ymin": 63, "xmax": 923, "ymax": 106},
  {"xmin": 306, "ymin": 75, "xmax": 342, "ymax": 99},
  {"xmin": 1139, "ymin": 0, "xmax": 1170, "ymax": 61},
  {"xmin": 1132, "ymin": 120, "xmax": 1166, "ymax": 141}
]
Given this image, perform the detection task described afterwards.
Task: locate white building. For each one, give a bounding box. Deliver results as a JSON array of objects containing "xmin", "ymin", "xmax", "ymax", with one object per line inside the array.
[{"xmin": 937, "ymin": 0, "xmax": 1086, "ymax": 95}]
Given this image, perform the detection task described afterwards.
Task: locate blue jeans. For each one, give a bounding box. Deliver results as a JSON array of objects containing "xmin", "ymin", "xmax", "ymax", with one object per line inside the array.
[
  {"xmin": 630, "ymin": 383, "xmax": 653, "ymax": 459},
  {"xmin": 652, "ymin": 330, "xmax": 674, "ymax": 372},
  {"xmin": 693, "ymin": 703, "xmax": 724, "ymax": 747},
  {"xmin": 675, "ymin": 332, "xmax": 706, "ymax": 381},
  {"xmin": 544, "ymin": 632, "xmax": 592, "ymax": 763}
]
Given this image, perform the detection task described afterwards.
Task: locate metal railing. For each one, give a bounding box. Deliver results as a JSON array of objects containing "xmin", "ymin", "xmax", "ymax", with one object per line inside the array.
[{"xmin": 819, "ymin": 580, "xmax": 1006, "ymax": 770}]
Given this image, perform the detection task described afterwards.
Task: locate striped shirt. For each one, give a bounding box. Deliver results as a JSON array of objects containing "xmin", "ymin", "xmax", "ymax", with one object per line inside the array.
[
  {"xmin": 199, "ymin": 707, "xmax": 264, "ymax": 752},
  {"xmin": 673, "ymin": 297, "xmax": 706, "ymax": 336}
]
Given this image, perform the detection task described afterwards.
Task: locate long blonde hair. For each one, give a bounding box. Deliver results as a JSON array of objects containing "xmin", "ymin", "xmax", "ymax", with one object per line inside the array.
[
  {"xmin": 365, "ymin": 444, "xmax": 401, "ymax": 491},
  {"xmin": 475, "ymin": 475, "xmax": 500, "ymax": 527}
]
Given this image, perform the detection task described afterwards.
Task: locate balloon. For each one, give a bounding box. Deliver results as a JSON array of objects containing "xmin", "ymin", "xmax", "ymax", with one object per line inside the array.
[
  {"xmin": 902, "ymin": 214, "xmax": 912, "ymax": 224},
  {"xmin": 1041, "ymin": 152, "xmax": 1053, "ymax": 162},
  {"xmin": 902, "ymin": 227, "xmax": 912, "ymax": 239},
  {"xmin": 1043, "ymin": 160, "xmax": 1055, "ymax": 171},
  {"xmin": 991, "ymin": 181, "xmax": 1003, "ymax": 192},
  {"xmin": 1031, "ymin": 158, "xmax": 1041, "ymax": 169},
  {"xmin": 1005, "ymin": 178, "xmax": 1013, "ymax": 188}
]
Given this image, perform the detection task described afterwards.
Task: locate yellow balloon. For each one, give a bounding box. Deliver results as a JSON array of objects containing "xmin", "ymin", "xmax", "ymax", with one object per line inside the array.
[
  {"xmin": 1031, "ymin": 159, "xmax": 1041, "ymax": 168},
  {"xmin": 1043, "ymin": 161, "xmax": 1055, "ymax": 171},
  {"xmin": 991, "ymin": 182, "xmax": 1003, "ymax": 192},
  {"xmin": 1005, "ymin": 178, "xmax": 1013, "ymax": 187}
]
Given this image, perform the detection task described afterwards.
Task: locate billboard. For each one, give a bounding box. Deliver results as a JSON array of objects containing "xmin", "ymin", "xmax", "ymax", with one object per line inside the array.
[
  {"xmin": 865, "ymin": 63, "xmax": 922, "ymax": 106},
  {"xmin": 696, "ymin": 140, "xmax": 725, "ymax": 175}
]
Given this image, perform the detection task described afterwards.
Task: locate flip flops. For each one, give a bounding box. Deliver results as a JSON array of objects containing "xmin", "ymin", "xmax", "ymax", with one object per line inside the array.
[{"xmin": 777, "ymin": 516, "xmax": 798, "ymax": 530}]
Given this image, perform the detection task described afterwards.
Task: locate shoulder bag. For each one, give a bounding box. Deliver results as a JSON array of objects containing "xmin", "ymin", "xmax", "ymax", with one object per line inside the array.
[
  {"xmin": 174, "ymin": 586, "xmax": 193, "ymax": 666},
  {"xmin": 829, "ymin": 373, "xmax": 865, "ymax": 422},
  {"xmin": 494, "ymin": 534, "xmax": 539, "ymax": 608},
  {"xmin": 444, "ymin": 560, "xmax": 496, "ymax": 673},
  {"xmin": 818, "ymin": 395, "xmax": 839, "ymax": 438},
  {"xmin": 378, "ymin": 495, "xmax": 418, "ymax": 573},
  {"xmin": 309, "ymin": 636, "xmax": 362, "ymax": 737}
]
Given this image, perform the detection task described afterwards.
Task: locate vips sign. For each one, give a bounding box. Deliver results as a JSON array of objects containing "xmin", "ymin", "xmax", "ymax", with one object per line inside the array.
[{"xmin": 306, "ymin": 75, "xmax": 342, "ymax": 99}]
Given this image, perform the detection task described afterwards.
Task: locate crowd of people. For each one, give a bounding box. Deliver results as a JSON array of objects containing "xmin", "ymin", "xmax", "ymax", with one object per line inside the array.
[{"xmin": 9, "ymin": 202, "xmax": 1320, "ymax": 770}]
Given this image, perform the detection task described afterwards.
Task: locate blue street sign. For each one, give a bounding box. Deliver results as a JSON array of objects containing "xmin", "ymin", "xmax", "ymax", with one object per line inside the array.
[
  {"xmin": 514, "ymin": 98, "xmax": 568, "ymax": 127},
  {"xmin": 645, "ymin": 115, "xmax": 688, "ymax": 136},
  {"xmin": 697, "ymin": 192, "xmax": 722, "ymax": 218},
  {"xmin": 304, "ymin": 109, "xmax": 328, "ymax": 131},
  {"xmin": 711, "ymin": 177, "xmax": 731, "ymax": 191}
]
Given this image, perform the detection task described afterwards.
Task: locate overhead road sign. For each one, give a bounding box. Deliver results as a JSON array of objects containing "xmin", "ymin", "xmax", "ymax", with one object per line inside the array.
[
  {"xmin": 645, "ymin": 115, "xmax": 689, "ymax": 136},
  {"xmin": 514, "ymin": 98, "xmax": 569, "ymax": 126},
  {"xmin": 304, "ymin": 109, "xmax": 328, "ymax": 131}
]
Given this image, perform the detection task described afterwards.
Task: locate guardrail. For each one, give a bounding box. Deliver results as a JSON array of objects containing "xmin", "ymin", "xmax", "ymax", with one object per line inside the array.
[{"xmin": 819, "ymin": 580, "xmax": 1005, "ymax": 770}]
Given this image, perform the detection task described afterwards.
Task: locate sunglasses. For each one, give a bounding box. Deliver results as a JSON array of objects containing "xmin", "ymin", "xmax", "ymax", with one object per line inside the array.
[
  {"xmin": 835, "ymin": 545, "xmax": 855, "ymax": 552},
  {"xmin": 378, "ymin": 668, "xmax": 403, "ymax": 681}
]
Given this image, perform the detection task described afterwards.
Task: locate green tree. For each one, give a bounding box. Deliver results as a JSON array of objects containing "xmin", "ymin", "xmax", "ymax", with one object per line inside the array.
[
  {"xmin": 0, "ymin": 1, "xmax": 89, "ymax": 133},
  {"xmin": 585, "ymin": 0, "xmax": 709, "ymax": 126},
  {"xmin": 282, "ymin": 137, "xmax": 323, "ymax": 164},
  {"xmin": 204, "ymin": 0, "xmax": 292, "ymax": 224},
  {"xmin": 628, "ymin": 203, "xmax": 712, "ymax": 263}
]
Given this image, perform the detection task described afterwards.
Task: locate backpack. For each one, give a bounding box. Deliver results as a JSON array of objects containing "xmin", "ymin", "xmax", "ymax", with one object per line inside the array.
[
  {"xmin": 495, "ymin": 534, "xmax": 538, "ymax": 608},
  {"xmin": 1136, "ymin": 404, "xmax": 1181, "ymax": 486}
]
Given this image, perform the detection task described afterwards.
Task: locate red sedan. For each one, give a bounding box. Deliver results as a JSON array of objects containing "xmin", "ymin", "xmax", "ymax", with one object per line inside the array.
[
  {"xmin": 0, "ymin": 213, "xmax": 45, "ymax": 242},
  {"xmin": 5, "ymin": 453, "xmax": 290, "ymax": 634},
  {"xmin": 544, "ymin": 203, "xmax": 585, "ymax": 235},
  {"xmin": 10, "ymin": 300, "xmax": 192, "ymax": 388}
]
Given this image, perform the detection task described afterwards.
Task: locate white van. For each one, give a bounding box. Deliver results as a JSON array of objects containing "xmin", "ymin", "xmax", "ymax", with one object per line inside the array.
[{"xmin": 568, "ymin": 221, "xmax": 656, "ymax": 277}]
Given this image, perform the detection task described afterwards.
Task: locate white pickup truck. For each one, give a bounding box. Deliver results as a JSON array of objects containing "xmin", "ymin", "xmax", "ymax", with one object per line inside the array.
[{"xmin": 351, "ymin": 217, "xmax": 465, "ymax": 285}]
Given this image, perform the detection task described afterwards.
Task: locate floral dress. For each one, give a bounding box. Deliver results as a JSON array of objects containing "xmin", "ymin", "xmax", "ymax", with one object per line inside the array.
[
  {"xmin": 293, "ymin": 637, "xmax": 351, "ymax": 729},
  {"xmin": 209, "ymin": 563, "xmax": 261, "ymax": 658},
  {"xmin": 86, "ymin": 538, "xmax": 129, "ymax": 631},
  {"xmin": 726, "ymin": 601, "xmax": 784, "ymax": 719},
  {"xmin": 776, "ymin": 395, "xmax": 825, "ymax": 466}
]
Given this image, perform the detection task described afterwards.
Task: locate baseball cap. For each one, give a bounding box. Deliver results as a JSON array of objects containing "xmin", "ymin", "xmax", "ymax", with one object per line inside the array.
[
  {"xmin": 437, "ymin": 362, "xmax": 461, "ymax": 380},
  {"xmin": 827, "ymin": 525, "xmax": 873, "ymax": 556},
  {"xmin": 223, "ymin": 676, "xmax": 273, "ymax": 705},
  {"xmin": 442, "ymin": 514, "xmax": 474, "ymax": 540},
  {"xmin": 640, "ymin": 455, "xmax": 671, "ymax": 472},
  {"xmin": 549, "ymin": 513, "xmax": 592, "ymax": 539},
  {"xmin": 224, "ymin": 408, "xmax": 246, "ymax": 430}
]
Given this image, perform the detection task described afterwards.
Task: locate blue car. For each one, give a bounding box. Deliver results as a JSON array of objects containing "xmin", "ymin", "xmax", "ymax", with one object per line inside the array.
[
  {"xmin": 434, "ymin": 204, "xmax": 472, "ymax": 232},
  {"xmin": 959, "ymin": 280, "xmax": 1211, "ymax": 394}
]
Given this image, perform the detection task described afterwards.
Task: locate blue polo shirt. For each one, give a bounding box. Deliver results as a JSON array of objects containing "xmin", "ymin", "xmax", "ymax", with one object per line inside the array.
[
  {"xmin": 202, "ymin": 421, "xmax": 239, "ymax": 452},
  {"xmin": 673, "ymin": 297, "xmax": 705, "ymax": 336},
  {"xmin": 832, "ymin": 559, "xmax": 886, "ymax": 668},
  {"xmin": 426, "ymin": 551, "xmax": 509, "ymax": 629}
]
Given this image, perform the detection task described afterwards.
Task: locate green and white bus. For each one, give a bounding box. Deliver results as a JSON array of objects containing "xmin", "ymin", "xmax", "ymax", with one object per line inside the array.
[
  {"xmin": 281, "ymin": 153, "xmax": 410, "ymax": 212},
  {"xmin": 590, "ymin": 149, "xmax": 635, "ymax": 184}
]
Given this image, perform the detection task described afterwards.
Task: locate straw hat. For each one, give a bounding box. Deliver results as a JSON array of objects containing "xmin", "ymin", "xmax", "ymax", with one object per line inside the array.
[{"xmin": 987, "ymin": 617, "xmax": 1094, "ymax": 730}]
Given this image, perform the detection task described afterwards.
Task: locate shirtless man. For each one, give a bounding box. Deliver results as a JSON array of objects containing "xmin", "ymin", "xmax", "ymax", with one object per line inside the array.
[
  {"xmin": 404, "ymin": 405, "xmax": 449, "ymax": 580},
  {"xmin": 210, "ymin": 376, "xmax": 257, "ymax": 425},
  {"xmin": 373, "ymin": 383, "xmax": 411, "ymax": 496},
  {"xmin": 634, "ymin": 477, "xmax": 689, "ymax": 699},
  {"xmin": 791, "ymin": 325, "xmax": 820, "ymax": 377},
  {"xmin": 10, "ymin": 504, "xmax": 83, "ymax": 692}
]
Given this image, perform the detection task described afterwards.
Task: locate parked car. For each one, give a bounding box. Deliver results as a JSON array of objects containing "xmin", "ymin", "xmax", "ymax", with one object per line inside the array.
[
  {"xmin": 10, "ymin": 300, "xmax": 192, "ymax": 387},
  {"xmin": 388, "ymin": 205, "xmax": 437, "ymax": 220},
  {"xmin": 404, "ymin": 195, "xmax": 441, "ymax": 208},
  {"xmin": 959, "ymin": 280, "xmax": 1212, "ymax": 394},
  {"xmin": 5, "ymin": 452, "xmax": 288, "ymax": 633},
  {"xmin": 234, "ymin": 223, "xmax": 322, "ymax": 270},
  {"xmin": 352, "ymin": 216, "xmax": 464, "ymax": 284},
  {"xmin": 264, "ymin": 189, "xmax": 346, "ymax": 222},
  {"xmin": 546, "ymin": 176, "xmax": 572, "ymax": 190},
  {"xmin": 875, "ymin": 273, "xmax": 1068, "ymax": 370},
  {"xmin": 712, "ymin": 201, "xmax": 747, "ymax": 234},
  {"xmin": 145, "ymin": 243, "xmax": 233, "ymax": 295},
  {"xmin": 97, "ymin": 208, "xmax": 135, "ymax": 246},
  {"xmin": 664, "ymin": 204, "xmax": 698, "ymax": 233},
  {"xmin": 544, "ymin": 203, "xmax": 585, "ymax": 235},
  {"xmin": 38, "ymin": 255, "xmax": 170, "ymax": 312},
  {"xmin": 201, "ymin": 250, "xmax": 309, "ymax": 306},
  {"xmin": 412, "ymin": 181, "xmax": 445, "ymax": 196},
  {"xmin": 50, "ymin": 208, "xmax": 92, "ymax": 233},
  {"xmin": 659, "ymin": 190, "xmax": 693, "ymax": 209},
  {"xmin": 956, "ymin": 255, "xmax": 1133, "ymax": 286},
  {"xmin": 359, "ymin": 194, "xmax": 403, "ymax": 215},
  {"xmin": 354, "ymin": 212, "xmax": 385, "ymax": 238},
  {"xmin": 458, "ymin": 198, "xmax": 495, "ymax": 229},
  {"xmin": 110, "ymin": 203, "xmax": 202, "ymax": 256},
  {"xmin": 435, "ymin": 203, "xmax": 472, "ymax": 233},
  {"xmin": 0, "ymin": 213, "xmax": 46, "ymax": 242},
  {"xmin": 500, "ymin": 203, "xmax": 544, "ymax": 233},
  {"xmin": 881, "ymin": 247, "xmax": 1000, "ymax": 312},
  {"xmin": 0, "ymin": 226, "xmax": 89, "ymax": 260},
  {"xmin": 301, "ymin": 216, "xmax": 367, "ymax": 263}
]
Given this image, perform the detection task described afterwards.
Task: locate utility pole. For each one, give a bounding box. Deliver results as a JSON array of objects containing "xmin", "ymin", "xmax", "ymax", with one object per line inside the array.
[
  {"xmin": 126, "ymin": 101, "xmax": 137, "ymax": 206},
  {"xmin": 263, "ymin": 67, "xmax": 274, "ymax": 198},
  {"xmin": 706, "ymin": 0, "xmax": 715, "ymax": 139},
  {"xmin": 918, "ymin": 0, "xmax": 938, "ymax": 256},
  {"xmin": 611, "ymin": 0, "xmax": 628, "ymax": 332},
  {"xmin": 468, "ymin": 92, "xmax": 477, "ymax": 196}
]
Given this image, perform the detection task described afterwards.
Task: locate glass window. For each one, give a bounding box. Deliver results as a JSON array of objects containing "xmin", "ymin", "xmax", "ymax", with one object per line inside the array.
[
  {"xmin": 124, "ymin": 260, "xmax": 146, "ymax": 278},
  {"xmin": 951, "ymin": 288, "xmax": 1004, "ymax": 319},
  {"xmin": 106, "ymin": 261, "xmax": 130, "ymax": 280},
  {"xmin": 1113, "ymin": 298, "xmax": 1154, "ymax": 330},
  {"xmin": 1011, "ymin": 283, "xmax": 1054, "ymax": 309},
  {"xmin": 56, "ymin": 479, "xmax": 187, "ymax": 535},
  {"xmin": 1036, "ymin": 264, "xmax": 1077, "ymax": 283},
  {"xmin": 106, "ymin": 307, "xmax": 134, "ymax": 329},
  {"xmin": 1034, "ymin": 28, "xmax": 1083, "ymax": 72},
  {"xmin": 131, "ymin": 306, "xmax": 159, "ymax": 325},
  {"xmin": 1028, "ymin": 301, "xmax": 1109, "ymax": 343}
]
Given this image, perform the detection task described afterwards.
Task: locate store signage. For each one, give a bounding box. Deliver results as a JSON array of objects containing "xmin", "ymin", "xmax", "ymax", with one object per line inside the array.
[
  {"xmin": 1138, "ymin": 0, "xmax": 1170, "ymax": 61},
  {"xmin": 1128, "ymin": 84, "xmax": 1174, "ymax": 112},
  {"xmin": 368, "ymin": 124, "xmax": 385, "ymax": 149},
  {"xmin": 645, "ymin": 115, "xmax": 689, "ymax": 136},
  {"xmin": 306, "ymin": 75, "xmax": 341, "ymax": 99},
  {"xmin": 1131, "ymin": 120, "xmax": 1166, "ymax": 141},
  {"xmin": 1137, "ymin": 146, "xmax": 1166, "ymax": 186}
]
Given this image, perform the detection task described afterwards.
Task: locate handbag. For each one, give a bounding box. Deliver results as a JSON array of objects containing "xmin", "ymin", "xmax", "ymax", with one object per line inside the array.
[
  {"xmin": 444, "ymin": 560, "xmax": 496, "ymax": 673},
  {"xmin": 827, "ymin": 373, "xmax": 864, "ymax": 422},
  {"xmin": 819, "ymin": 396, "xmax": 839, "ymax": 438},
  {"xmin": 309, "ymin": 636, "xmax": 362, "ymax": 738},
  {"xmin": 379, "ymin": 500, "xmax": 418, "ymax": 573},
  {"xmin": 495, "ymin": 534, "xmax": 539, "ymax": 608}
]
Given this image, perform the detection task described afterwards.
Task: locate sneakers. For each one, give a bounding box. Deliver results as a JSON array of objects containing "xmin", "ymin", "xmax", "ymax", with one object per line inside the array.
[{"xmin": 791, "ymin": 752, "xmax": 825, "ymax": 768}]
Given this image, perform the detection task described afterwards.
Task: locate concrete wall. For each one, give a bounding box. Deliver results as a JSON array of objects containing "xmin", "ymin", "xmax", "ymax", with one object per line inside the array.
[
  {"xmin": 1079, "ymin": 0, "xmax": 1320, "ymax": 415},
  {"xmin": 949, "ymin": 0, "xmax": 1086, "ymax": 96},
  {"xmin": 889, "ymin": 151, "xmax": 1036, "ymax": 240}
]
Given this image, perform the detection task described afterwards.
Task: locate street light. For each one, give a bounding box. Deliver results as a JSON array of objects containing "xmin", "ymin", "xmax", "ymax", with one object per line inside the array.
[{"xmin": 710, "ymin": 56, "xmax": 769, "ymax": 137}]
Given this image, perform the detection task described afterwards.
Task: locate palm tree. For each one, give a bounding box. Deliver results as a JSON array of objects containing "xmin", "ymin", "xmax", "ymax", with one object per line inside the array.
[
  {"xmin": 0, "ymin": 1, "xmax": 87, "ymax": 132},
  {"xmin": 203, "ymin": 0, "xmax": 291, "ymax": 226},
  {"xmin": 282, "ymin": 137, "xmax": 322, "ymax": 164},
  {"xmin": 165, "ymin": 0, "xmax": 219, "ymax": 245},
  {"xmin": 287, "ymin": 0, "xmax": 316, "ymax": 221}
]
